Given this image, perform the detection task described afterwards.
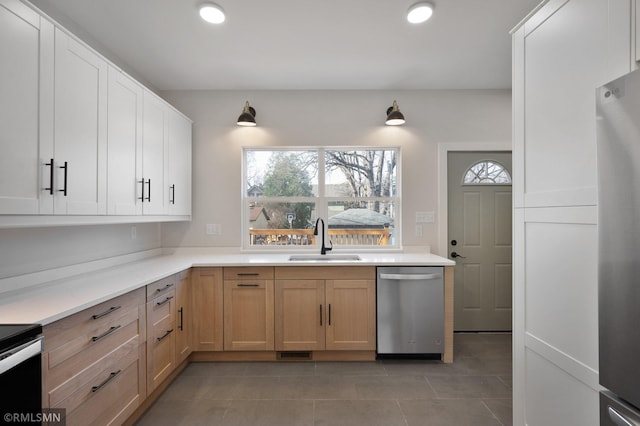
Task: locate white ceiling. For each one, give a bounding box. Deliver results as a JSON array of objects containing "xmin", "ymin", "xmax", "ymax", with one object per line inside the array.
[{"xmin": 29, "ymin": 0, "xmax": 541, "ymax": 91}]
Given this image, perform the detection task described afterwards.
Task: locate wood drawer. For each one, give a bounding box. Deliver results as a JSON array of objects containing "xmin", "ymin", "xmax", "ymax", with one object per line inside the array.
[
  {"xmin": 146, "ymin": 274, "xmax": 177, "ymax": 301},
  {"xmin": 44, "ymin": 288, "xmax": 144, "ymax": 356},
  {"xmin": 64, "ymin": 350, "xmax": 142, "ymax": 426},
  {"xmin": 224, "ymin": 266, "xmax": 274, "ymax": 280},
  {"xmin": 149, "ymin": 290, "xmax": 175, "ymax": 324},
  {"xmin": 274, "ymin": 266, "xmax": 376, "ymax": 280}
]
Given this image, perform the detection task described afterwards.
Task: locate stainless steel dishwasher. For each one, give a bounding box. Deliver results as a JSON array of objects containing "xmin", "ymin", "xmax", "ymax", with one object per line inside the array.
[{"xmin": 376, "ymin": 266, "xmax": 444, "ymax": 356}]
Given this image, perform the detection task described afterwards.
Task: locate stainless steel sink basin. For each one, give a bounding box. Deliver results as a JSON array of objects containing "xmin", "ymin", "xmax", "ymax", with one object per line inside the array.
[{"xmin": 288, "ymin": 254, "xmax": 361, "ymax": 262}]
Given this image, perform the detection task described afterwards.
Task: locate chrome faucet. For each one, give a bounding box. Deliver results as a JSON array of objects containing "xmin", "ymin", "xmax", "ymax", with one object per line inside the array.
[{"xmin": 314, "ymin": 218, "xmax": 332, "ymax": 255}]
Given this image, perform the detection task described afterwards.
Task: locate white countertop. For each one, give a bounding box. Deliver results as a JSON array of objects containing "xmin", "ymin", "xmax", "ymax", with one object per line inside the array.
[{"xmin": 0, "ymin": 248, "xmax": 454, "ymax": 325}]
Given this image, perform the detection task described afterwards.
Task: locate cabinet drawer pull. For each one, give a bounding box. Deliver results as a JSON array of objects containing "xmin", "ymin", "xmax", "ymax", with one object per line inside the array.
[
  {"xmin": 237, "ymin": 273, "xmax": 259, "ymax": 276},
  {"xmin": 238, "ymin": 283, "xmax": 259, "ymax": 287},
  {"xmin": 91, "ymin": 325, "xmax": 121, "ymax": 342},
  {"xmin": 320, "ymin": 304, "xmax": 323, "ymax": 326},
  {"xmin": 156, "ymin": 296, "xmax": 174, "ymax": 306},
  {"xmin": 155, "ymin": 283, "xmax": 174, "ymax": 293},
  {"xmin": 91, "ymin": 305, "xmax": 121, "ymax": 320},
  {"xmin": 157, "ymin": 329, "xmax": 174, "ymax": 342},
  {"xmin": 179, "ymin": 307, "xmax": 184, "ymax": 331},
  {"xmin": 91, "ymin": 369, "xmax": 121, "ymax": 393},
  {"xmin": 43, "ymin": 158, "xmax": 54, "ymax": 195},
  {"xmin": 328, "ymin": 304, "xmax": 332, "ymax": 326},
  {"xmin": 58, "ymin": 161, "xmax": 68, "ymax": 196},
  {"xmin": 146, "ymin": 179, "xmax": 151, "ymax": 202},
  {"xmin": 170, "ymin": 184, "xmax": 176, "ymax": 205}
]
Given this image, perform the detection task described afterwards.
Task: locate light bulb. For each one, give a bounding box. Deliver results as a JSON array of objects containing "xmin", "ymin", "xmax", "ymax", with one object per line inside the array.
[{"xmin": 407, "ymin": 2, "xmax": 434, "ymax": 24}]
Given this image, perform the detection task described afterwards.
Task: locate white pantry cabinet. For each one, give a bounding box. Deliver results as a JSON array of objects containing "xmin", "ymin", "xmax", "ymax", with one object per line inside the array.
[
  {"xmin": 106, "ymin": 67, "xmax": 143, "ymax": 216},
  {"xmin": 0, "ymin": 0, "xmax": 53, "ymax": 214},
  {"xmin": 53, "ymin": 27, "xmax": 108, "ymax": 215},
  {"xmin": 167, "ymin": 108, "xmax": 192, "ymax": 216},
  {"xmin": 142, "ymin": 92, "xmax": 169, "ymax": 215}
]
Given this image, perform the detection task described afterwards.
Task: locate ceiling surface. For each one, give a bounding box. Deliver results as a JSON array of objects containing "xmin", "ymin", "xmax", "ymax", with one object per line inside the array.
[{"xmin": 29, "ymin": 0, "xmax": 541, "ymax": 91}]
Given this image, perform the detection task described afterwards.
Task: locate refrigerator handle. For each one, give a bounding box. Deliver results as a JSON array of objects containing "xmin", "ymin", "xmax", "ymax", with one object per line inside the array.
[
  {"xmin": 608, "ymin": 406, "xmax": 635, "ymax": 426},
  {"xmin": 379, "ymin": 273, "xmax": 442, "ymax": 280}
]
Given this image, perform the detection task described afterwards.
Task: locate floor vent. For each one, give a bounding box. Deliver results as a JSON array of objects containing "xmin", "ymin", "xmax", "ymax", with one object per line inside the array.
[{"xmin": 277, "ymin": 351, "xmax": 312, "ymax": 361}]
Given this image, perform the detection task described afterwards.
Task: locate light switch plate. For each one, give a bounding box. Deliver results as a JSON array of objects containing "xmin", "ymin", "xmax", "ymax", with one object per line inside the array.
[
  {"xmin": 416, "ymin": 211, "xmax": 435, "ymax": 223},
  {"xmin": 206, "ymin": 224, "xmax": 222, "ymax": 235}
]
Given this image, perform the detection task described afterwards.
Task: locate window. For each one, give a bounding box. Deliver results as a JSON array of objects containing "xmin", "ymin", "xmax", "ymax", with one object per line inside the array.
[
  {"xmin": 243, "ymin": 148, "xmax": 399, "ymax": 249},
  {"xmin": 463, "ymin": 160, "xmax": 511, "ymax": 184}
]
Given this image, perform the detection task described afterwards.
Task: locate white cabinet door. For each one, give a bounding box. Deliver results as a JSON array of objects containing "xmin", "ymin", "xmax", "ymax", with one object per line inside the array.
[
  {"xmin": 0, "ymin": 1, "xmax": 53, "ymax": 214},
  {"xmin": 142, "ymin": 92, "xmax": 168, "ymax": 215},
  {"xmin": 54, "ymin": 28, "xmax": 107, "ymax": 215},
  {"xmin": 167, "ymin": 109, "xmax": 192, "ymax": 216},
  {"xmin": 107, "ymin": 67, "xmax": 143, "ymax": 215}
]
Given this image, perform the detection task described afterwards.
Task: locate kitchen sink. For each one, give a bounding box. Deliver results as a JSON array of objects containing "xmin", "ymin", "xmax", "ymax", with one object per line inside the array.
[{"xmin": 288, "ymin": 254, "xmax": 361, "ymax": 262}]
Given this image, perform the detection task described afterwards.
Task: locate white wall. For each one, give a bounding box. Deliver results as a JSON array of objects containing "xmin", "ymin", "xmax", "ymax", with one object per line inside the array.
[
  {"xmin": 0, "ymin": 223, "xmax": 161, "ymax": 280},
  {"xmin": 159, "ymin": 89, "xmax": 512, "ymax": 253}
]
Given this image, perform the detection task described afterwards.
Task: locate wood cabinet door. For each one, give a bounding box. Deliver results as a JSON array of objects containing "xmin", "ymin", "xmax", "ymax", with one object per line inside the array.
[
  {"xmin": 146, "ymin": 290, "xmax": 175, "ymax": 392},
  {"xmin": 192, "ymin": 268, "xmax": 223, "ymax": 351},
  {"xmin": 175, "ymin": 271, "xmax": 192, "ymax": 363},
  {"xmin": 224, "ymin": 279, "xmax": 274, "ymax": 351},
  {"xmin": 54, "ymin": 28, "xmax": 108, "ymax": 215},
  {"xmin": 275, "ymin": 280, "xmax": 325, "ymax": 351},
  {"xmin": 0, "ymin": 1, "xmax": 53, "ymax": 214},
  {"xmin": 325, "ymin": 279, "xmax": 376, "ymax": 351}
]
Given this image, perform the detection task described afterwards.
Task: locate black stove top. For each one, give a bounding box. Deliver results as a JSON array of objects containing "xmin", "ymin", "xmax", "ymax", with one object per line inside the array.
[{"xmin": 0, "ymin": 324, "xmax": 42, "ymax": 351}]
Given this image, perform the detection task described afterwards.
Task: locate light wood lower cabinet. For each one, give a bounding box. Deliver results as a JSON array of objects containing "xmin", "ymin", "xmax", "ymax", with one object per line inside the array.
[
  {"xmin": 223, "ymin": 266, "xmax": 275, "ymax": 351},
  {"xmin": 42, "ymin": 288, "xmax": 146, "ymax": 426},
  {"xmin": 146, "ymin": 283, "xmax": 176, "ymax": 393},
  {"xmin": 274, "ymin": 266, "xmax": 376, "ymax": 352},
  {"xmin": 191, "ymin": 267, "xmax": 223, "ymax": 351},
  {"xmin": 175, "ymin": 270, "xmax": 192, "ymax": 364}
]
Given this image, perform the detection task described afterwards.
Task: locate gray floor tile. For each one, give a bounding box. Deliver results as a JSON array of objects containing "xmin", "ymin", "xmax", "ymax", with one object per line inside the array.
[
  {"xmin": 222, "ymin": 400, "xmax": 314, "ymax": 426},
  {"xmin": 137, "ymin": 399, "xmax": 230, "ymax": 426},
  {"xmin": 483, "ymin": 398, "xmax": 513, "ymax": 426},
  {"xmin": 315, "ymin": 400, "xmax": 406, "ymax": 426},
  {"xmin": 382, "ymin": 359, "xmax": 462, "ymax": 376},
  {"xmin": 354, "ymin": 375, "xmax": 436, "ymax": 400},
  {"xmin": 314, "ymin": 361, "xmax": 386, "ymax": 376},
  {"xmin": 401, "ymin": 399, "xmax": 502, "ymax": 426},
  {"xmin": 243, "ymin": 361, "xmax": 317, "ymax": 377},
  {"xmin": 233, "ymin": 376, "xmax": 301, "ymax": 399},
  {"xmin": 183, "ymin": 361, "xmax": 249, "ymax": 377},
  {"xmin": 280, "ymin": 376, "xmax": 358, "ymax": 399},
  {"xmin": 427, "ymin": 375, "xmax": 512, "ymax": 398}
]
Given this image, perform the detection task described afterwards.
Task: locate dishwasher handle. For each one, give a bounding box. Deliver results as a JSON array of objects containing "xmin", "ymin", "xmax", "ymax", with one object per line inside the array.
[{"xmin": 379, "ymin": 273, "xmax": 442, "ymax": 281}]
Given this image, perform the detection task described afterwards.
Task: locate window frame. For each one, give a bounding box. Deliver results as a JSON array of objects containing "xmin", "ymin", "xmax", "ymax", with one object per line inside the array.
[
  {"xmin": 241, "ymin": 146, "xmax": 401, "ymax": 251},
  {"xmin": 461, "ymin": 159, "xmax": 512, "ymax": 186}
]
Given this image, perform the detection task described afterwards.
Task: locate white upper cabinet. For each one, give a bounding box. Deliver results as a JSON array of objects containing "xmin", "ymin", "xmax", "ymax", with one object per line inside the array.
[
  {"xmin": 0, "ymin": 0, "xmax": 53, "ymax": 214},
  {"xmin": 142, "ymin": 92, "xmax": 168, "ymax": 215},
  {"xmin": 167, "ymin": 109, "xmax": 192, "ymax": 216},
  {"xmin": 53, "ymin": 28, "xmax": 108, "ymax": 215},
  {"xmin": 107, "ymin": 67, "xmax": 143, "ymax": 215}
]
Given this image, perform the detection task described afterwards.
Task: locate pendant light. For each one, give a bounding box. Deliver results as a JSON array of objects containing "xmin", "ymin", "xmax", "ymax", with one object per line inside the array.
[
  {"xmin": 385, "ymin": 100, "xmax": 405, "ymax": 126},
  {"xmin": 237, "ymin": 101, "xmax": 257, "ymax": 126}
]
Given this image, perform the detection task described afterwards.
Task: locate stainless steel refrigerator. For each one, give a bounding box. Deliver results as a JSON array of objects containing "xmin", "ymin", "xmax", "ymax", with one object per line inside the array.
[{"xmin": 597, "ymin": 68, "xmax": 640, "ymax": 425}]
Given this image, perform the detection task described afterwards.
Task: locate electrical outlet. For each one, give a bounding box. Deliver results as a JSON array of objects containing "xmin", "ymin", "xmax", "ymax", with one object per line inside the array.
[
  {"xmin": 415, "ymin": 224, "xmax": 423, "ymax": 237},
  {"xmin": 206, "ymin": 224, "xmax": 222, "ymax": 235}
]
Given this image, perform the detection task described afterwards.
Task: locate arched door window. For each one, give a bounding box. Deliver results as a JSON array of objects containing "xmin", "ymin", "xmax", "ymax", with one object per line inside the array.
[{"xmin": 462, "ymin": 160, "xmax": 512, "ymax": 184}]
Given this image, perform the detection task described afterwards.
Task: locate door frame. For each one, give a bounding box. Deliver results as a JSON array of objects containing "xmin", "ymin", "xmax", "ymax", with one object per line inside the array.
[{"xmin": 436, "ymin": 142, "xmax": 512, "ymax": 258}]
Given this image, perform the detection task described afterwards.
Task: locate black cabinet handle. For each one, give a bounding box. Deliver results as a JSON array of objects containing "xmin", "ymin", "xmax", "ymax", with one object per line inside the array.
[
  {"xmin": 44, "ymin": 158, "xmax": 54, "ymax": 195},
  {"xmin": 237, "ymin": 273, "xmax": 259, "ymax": 276},
  {"xmin": 146, "ymin": 179, "xmax": 151, "ymax": 202},
  {"xmin": 155, "ymin": 283, "xmax": 174, "ymax": 293},
  {"xmin": 157, "ymin": 329, "xmax": 174, "ymax": 342},
  {"xmin": 179, "ymin": 307, "xmax": 184, "ymax": 331},
  {"xmin": 238, "ymin": 283, "xmax": 259, "ymax": 287},
  {"xmin": 91, "ymin": 305, "xmax": 121, "ymax": 320},
  {"xmin": 156, "ymin": 296, "xmax": 174, "ymax": 306},
  {"xmin": 91, "ymin": 369, "xmax": 121, "ymax": 393},
  {"xmin": 170, "ymin": 184, "xmax": 176, "ymax": 205},
  {"xmin": 328, "ymin": 304, "xmax": 331, "ymax": 326},
  {"xmin": 58, "ymin": 161, "xmax": 68, "ymax": 196},
  {"xmin": 91, "ymin": 325, "xmax": 121, "ymax": 342},
  {"xmin": 320, "ymin": 304, "xmax": 323, "ymax": 326}
]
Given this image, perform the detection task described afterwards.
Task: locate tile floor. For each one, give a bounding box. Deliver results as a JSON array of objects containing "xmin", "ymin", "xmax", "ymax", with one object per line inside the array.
[{"xmin": 136, "ymin": 333, "xmax": 512, "ymax": 426}]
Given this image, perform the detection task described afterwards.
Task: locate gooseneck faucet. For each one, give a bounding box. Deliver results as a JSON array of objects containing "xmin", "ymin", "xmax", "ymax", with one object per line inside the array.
[{"xmin": 314, "ymin": 218, "xmax": 332, "ymax": 255}]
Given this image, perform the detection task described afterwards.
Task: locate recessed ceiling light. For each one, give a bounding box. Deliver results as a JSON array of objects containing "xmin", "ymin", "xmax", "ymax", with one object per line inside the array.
[
  {"xmin": 407, "ymin": 2, "xmax": 434, "ymax": 24},
  {"xmin": 199, "ymin": 3, "xmax": 225, "ymax": 24}
]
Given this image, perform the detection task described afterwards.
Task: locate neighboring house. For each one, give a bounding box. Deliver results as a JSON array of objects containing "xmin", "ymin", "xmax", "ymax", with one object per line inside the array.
[
  {"xmin": 247, "ymin": 185, "xmax": 264, "ymax": 198},
  {"xmin": 248, "ymin": 204, "xmax": 270, "ymax": 229}
]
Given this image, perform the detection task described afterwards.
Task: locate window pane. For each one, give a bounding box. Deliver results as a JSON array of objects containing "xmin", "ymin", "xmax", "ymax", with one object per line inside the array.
[
  {"xmin": 327, "ymin": 201, "xmax": 396, "ymax": 246},
  {"xmin": 463, "ymin": 160, "xmax": 511, "ymax": 184},
  {"xmin": 247, "ymin": 201, "xmax": 316, "ymax": 246},
  {"xmin": 324, "ymin": 149, "xmax": 397, "ymax": 197},
  {"xmin": 246, "ymin": 150, "xmax": 318, "ymax": 197}
]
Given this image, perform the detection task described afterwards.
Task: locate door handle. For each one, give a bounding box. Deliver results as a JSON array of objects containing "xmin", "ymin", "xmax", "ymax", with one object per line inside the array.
[{"xmin": 451, "ymin": 252, "xmax": 466, "ymax": 259}]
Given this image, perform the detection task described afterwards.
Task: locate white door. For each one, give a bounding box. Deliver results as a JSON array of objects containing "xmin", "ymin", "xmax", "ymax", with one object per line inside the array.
[
  {"xmin": 142, "ymin": 92, "xmax": 167, "ymax": 215},
  {"xmin": 54, "ymin": 28, "xmax": 107, "ymax": 215},
  {"xmin": 107, "ymin": 67, "xmax": 143, "ymax": 215},
  {"xmin": 447, "ymin": 151, "xmax": 512, "ymax": 331},
  {"xmin": 0, "ymin": 2, "xmax": 53, "ymax": 214},
  {"xmin": 167, "ymin": 109, "xmax": 192, "ymax": 216}
]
